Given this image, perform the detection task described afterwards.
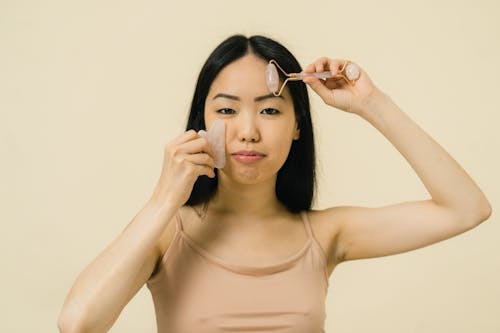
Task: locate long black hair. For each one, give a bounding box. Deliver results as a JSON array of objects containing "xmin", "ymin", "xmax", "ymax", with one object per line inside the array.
[{"xmin": 185, "ymin": 34, "xmax": 316, "ymax": 213}]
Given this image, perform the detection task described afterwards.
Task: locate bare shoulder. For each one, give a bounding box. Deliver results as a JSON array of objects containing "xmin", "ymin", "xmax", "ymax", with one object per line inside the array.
[
  {"xmin": 306, "ymin": 206, "xmax": 348, "ymax": 269},
  {"xmin": 150, "ymin": 206, "xmax": 194, "ymax": 276},
  {"xmin": 156, "ymin": 205, "xmax": 203, "ymax": 254}
]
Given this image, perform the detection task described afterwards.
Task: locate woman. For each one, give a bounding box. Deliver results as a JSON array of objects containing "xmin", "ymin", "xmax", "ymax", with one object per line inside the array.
[{"xmin": 58, "ymin": 34, "xmax": 492, "ymax": 333}]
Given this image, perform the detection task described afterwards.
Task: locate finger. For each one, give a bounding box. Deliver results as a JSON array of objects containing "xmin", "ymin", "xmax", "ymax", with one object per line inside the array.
[
  {"xmin": 304, "ymin": 62, "xmax": 316, "ymax": 74},
  {"xmin": 184, "ymin": 153, "xmax": 215, "ymax": 170},
  {"xmin": 302, "ymin": 77, "xmax": 334, "ymax": 105},
  {"xmin": 304, "ymin": 56, "xmax": 328, "ymax": 74},
  {"xmin": 177, "ymin": 137, "xmax": 216, "ymax": 159},
  {"xmin": 313, "ymin": 57, "xmax": 330, "ymax": 73},
  {"xmin": 324, "ymin": 78, "xmax": 343, "ymax": 90},
  {"xmin": 193, "ymin": 164, "xmax": 216, "ymax": 178},
  {"xmin": 327, "ymin": 59, "xmax": 348, "ymax": 76},
  {"xmin": 171, "ymin": 129, "xmax": 198, "ymax": 146}
]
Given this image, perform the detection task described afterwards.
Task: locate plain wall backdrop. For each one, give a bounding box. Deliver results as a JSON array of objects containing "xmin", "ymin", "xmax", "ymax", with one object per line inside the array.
[{"xmin": 1, "ymin": 0, "xmax": 498, "ymax": 332}]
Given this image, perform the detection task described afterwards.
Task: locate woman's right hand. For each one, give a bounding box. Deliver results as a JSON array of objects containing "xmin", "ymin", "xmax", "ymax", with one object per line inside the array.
[
  {"xmin": 58, "ymin": 131, "xmax": 213, "ymax": 332},
  {"xmin": 150, "ymin": 129, "xmax": 216, "ymax": 209}
]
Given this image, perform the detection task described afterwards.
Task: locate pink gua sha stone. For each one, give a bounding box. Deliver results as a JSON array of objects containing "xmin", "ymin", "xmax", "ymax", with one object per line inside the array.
[{"xmin": 197, "ymin": 119, "xmax": 226, "ymax": 169}]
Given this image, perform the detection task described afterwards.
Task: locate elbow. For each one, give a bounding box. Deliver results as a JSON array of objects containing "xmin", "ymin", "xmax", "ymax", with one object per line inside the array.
[
  {"xmin": 469, "ymin": 200, "xmax": 492, "ymax": 226},
  {"xmin": 57, "ymin": 320, "xmax": 82, "ymax": 333},
  {"xmin": 479, "ymin": 202, "xmax": 492, "ymax": 222},
  {"xmin": 57, "ymin": 309, "xmax": 88, "ymax": 333},
  {"xmin": 477, "ymin": 193, "xmax": 493, "ymax": 222}
]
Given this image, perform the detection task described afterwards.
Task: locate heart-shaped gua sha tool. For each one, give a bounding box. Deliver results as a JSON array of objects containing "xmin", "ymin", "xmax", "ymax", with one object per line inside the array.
[{"xmin": 197, "ymin": 119, "xmax": 225, "ymax": 169}]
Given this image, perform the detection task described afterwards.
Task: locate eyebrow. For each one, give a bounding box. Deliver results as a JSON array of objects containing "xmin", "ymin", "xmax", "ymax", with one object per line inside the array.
[{"xmin": 212, "ymin": 93, "xmax": 284, "ymax": 102}]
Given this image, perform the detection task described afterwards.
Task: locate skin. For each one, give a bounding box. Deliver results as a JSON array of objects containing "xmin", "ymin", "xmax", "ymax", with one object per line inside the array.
[
  {"xmin": 169, "ymin": 53, "xmax": 312, "ymax": 268},
  {"xmin": 302, "ymin": 57, "xmax": 491, "ymax": 264},
  {"xmin": 58, "ymin": 50, "xmax": 492, "ymax": 333},
  {"xmin": 164, "ymin": 52, "xmax": 491, "ymax": 274},
  {"xmin": 202, "ymin": 53, "xmax": 300, "ymax": 220}
]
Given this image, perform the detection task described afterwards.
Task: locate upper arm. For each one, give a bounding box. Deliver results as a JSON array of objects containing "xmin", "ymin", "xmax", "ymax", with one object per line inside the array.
[{"xmin": 331, "ymin": 199, "xmax": 487, "ymax": 263}]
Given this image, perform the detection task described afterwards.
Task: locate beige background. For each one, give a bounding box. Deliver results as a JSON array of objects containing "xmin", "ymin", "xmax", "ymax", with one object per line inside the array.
[{"xmin": 1, "ymin": 0, "xmax": 498, "ymax": 332}]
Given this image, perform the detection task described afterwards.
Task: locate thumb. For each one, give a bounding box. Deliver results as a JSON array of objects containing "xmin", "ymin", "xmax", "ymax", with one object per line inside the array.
[{"xmin": 303, "ymin": 77, "xmax": 334, "ymax": 106}]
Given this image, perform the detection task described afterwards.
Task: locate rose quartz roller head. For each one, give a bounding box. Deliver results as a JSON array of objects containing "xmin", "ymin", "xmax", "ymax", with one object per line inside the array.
[
  {"xmin": 266, "ymin": 60, "xmax": 333, "ymax": 96},
  {"xmin": 266, "ymin": 59, "xmax": 360, "ymax": 96}
]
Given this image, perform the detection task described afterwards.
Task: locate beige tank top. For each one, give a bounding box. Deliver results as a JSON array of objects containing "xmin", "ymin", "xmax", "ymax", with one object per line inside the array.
[{"xmin": 146, "ymin": 209, "xmax": 330, "ymax": 333}]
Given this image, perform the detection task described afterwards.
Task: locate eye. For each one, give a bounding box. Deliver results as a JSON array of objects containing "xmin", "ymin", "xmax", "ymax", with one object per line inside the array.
[
  {"xmin": 217, "ymin": 108, "xmax": 236, "ymax": 115},
  {"xmin": 261, "ymin": 108, "xmax": 280, "ymax": 115}
]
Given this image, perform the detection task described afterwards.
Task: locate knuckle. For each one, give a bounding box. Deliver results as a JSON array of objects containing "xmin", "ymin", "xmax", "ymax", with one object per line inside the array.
[
  {"xmin": 186, "ymin": 164, "xmax": 196, "ymax": 175},
  {"xmin": 174, "ymin": 157, "xmax": 186, "ymax": 169},
  {"xmin": 169, "ymin": 146, "xmax": 179, "ymax": 157},
  {"xmin": 204, "ymin": 153, "xmax": 213, "ymax": 162}
]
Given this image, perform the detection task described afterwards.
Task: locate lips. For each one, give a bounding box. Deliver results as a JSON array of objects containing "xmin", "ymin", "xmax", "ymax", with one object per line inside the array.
[
  {"xmin": 231, "ymin": 150, "xmax": 266, "ymax": 163},
  {"xmin": 231, "ymin": 150, "xmax": 266, "ymax": 157}
]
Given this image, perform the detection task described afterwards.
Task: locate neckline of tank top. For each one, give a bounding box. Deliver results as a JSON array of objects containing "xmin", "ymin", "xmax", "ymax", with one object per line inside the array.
[{"xmin": 178, "ymin": 211, "xmax": 314, "ymax": 276}]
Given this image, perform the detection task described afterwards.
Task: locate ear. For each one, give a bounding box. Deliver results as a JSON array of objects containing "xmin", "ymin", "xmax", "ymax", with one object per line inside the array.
[{"xmin": 293, "ymin": 127, "xmax": 300, "ymax": 140}]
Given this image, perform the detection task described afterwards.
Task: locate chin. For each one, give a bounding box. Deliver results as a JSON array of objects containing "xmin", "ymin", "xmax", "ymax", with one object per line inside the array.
[
  {"xmin": 219, "ymin": 166, "xmax": 275, "ymax": 185},
  {"xmin": 231, "ymin": 168, "xmax": 263, "ymax": 184}
]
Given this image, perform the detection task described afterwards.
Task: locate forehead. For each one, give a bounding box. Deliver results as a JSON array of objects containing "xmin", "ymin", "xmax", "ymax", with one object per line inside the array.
[{"xmin": 207, "ymin": 53, "xmax": 292, "ymax": 101}]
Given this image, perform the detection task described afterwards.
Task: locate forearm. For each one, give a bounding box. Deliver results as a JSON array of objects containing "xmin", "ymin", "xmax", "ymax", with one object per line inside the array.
[
  {"xmin": 358, "ymin": 91, "xmax": 491, "ymax": 223},
  {"xmin": 58, "ymin": 199, "xmax": 177, "ymax": 332}
]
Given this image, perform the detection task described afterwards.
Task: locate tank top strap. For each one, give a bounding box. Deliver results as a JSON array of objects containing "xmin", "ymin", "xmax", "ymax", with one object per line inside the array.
[
  {"xmin": 299, "ymin": 210, "xmax": 314, "ymax": 240},
  {"xmin": 175, "ymin": 209, "xmax": 184, "ymax": 232},
  {"xmin": 177, "ymin": 205, "xmax": 206, "ymax": 232}
]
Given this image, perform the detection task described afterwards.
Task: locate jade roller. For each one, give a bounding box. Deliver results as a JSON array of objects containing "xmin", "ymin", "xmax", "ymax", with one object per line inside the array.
[{"xmin": 266, "ymin": 59, "xmax": 360, "ymax": 96}]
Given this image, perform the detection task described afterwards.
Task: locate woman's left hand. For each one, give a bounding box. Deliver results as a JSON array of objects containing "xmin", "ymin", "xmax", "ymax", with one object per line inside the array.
[{"xmin": 302, "ymin": 57, "xmax": 383, "ymax": 116}]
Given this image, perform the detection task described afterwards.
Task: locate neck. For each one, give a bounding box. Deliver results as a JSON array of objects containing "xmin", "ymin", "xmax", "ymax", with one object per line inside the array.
[{"xmin": 207, "ymin": 173, "xmax": 285, "ymax": 218}]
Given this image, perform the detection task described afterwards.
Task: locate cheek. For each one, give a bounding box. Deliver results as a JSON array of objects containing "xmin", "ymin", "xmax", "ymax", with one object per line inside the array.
[
  {"xmin": 203, "ymin": 111, "xmax": 216, "ymax": 129},
  {"xmin": 267, "ymin": 131, "xmax": 294, "ymax": 166},
  {"xmin": 266, "ymin": 119, "xmax": 296, "ymax": 145},
  {"xmin": 277, "ymin": 138, "xmax": 294, "ymax": 161}
]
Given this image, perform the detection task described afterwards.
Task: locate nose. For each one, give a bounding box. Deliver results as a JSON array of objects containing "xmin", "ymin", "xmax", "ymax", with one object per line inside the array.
[{"xmin": 237, "ymin": 112, "xmax": 260, "ymax": 143}]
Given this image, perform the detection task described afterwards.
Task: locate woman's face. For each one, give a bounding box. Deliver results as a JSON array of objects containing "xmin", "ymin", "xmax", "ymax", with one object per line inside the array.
[{"xmin": 204, "ymin": 53, "xmax": 300, "ymax": 185}]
